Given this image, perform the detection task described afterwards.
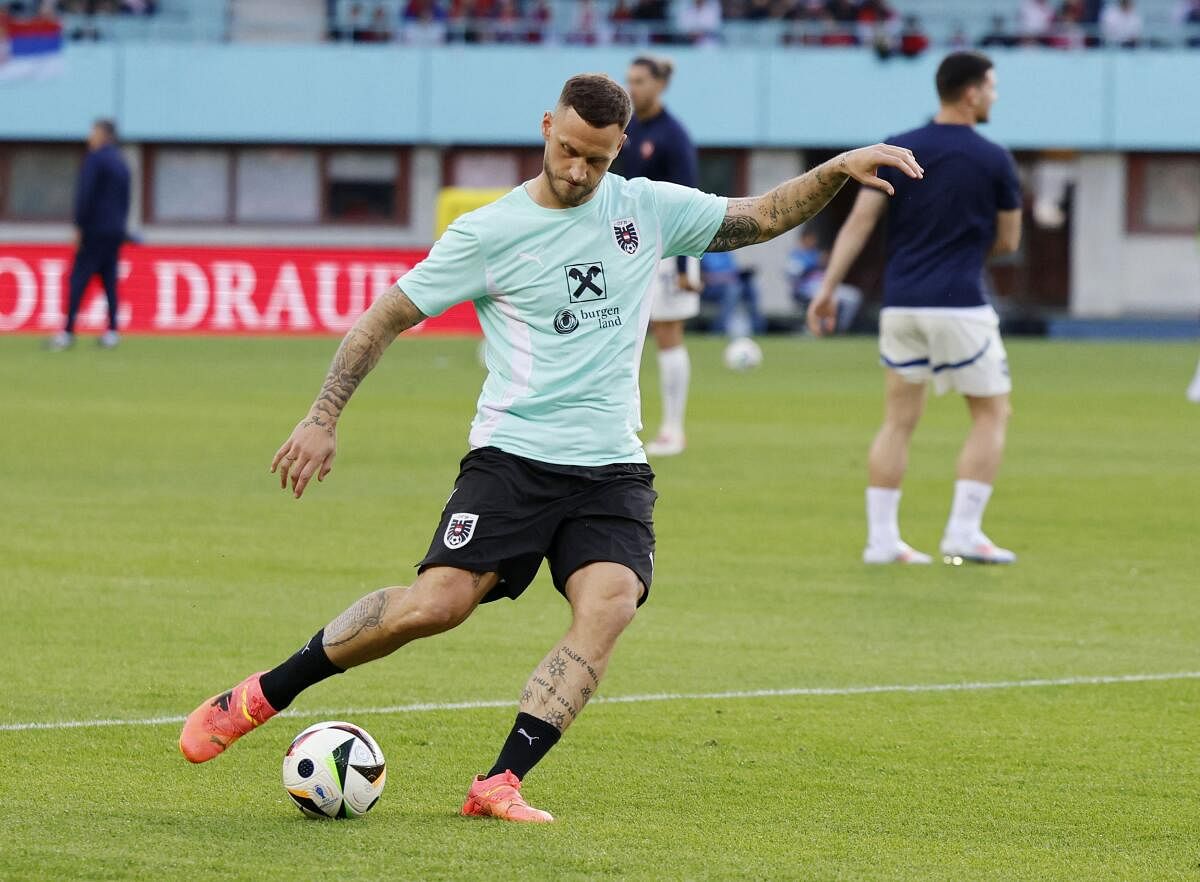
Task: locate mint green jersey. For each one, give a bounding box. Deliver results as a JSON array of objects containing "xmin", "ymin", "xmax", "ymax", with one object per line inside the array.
[{"xmin": 398, "ymin": 174, "xmax": 727, "ymax": 466}]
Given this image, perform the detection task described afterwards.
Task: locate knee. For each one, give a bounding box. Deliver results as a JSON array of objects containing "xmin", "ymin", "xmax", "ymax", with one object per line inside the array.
[
  {"xmin": 883, "ymin": 412, "xmax": 922, "ymax": 437},
  {"xmin": 384, "ymin": 581, "xmax": 474, "ymax": 637},
  {"xmin": 573, "ymin": 573, "xmax": 641, "ymax": 634}
]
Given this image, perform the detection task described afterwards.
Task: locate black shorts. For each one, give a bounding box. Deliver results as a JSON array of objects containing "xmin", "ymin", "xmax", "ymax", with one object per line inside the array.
[{"xmin": 418, "ymin": 446, "xmax": 657, "ymax": 605}]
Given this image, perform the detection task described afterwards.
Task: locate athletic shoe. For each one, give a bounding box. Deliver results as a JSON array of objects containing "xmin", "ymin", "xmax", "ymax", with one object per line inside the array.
[
  {"xmin": 461, "ymin": 770, "xmax": 554, "ymax": 823},
  {"xmin": 863, "ymin": 541, "xmax": 933, "ymax": 565},
  {"xmin": 45, "ymin": 332, "xmax": 74, "ymax": 352},
  {"xmin": 645, "ymin": 430, "xmax": 685, "ymax": 457},
  {"xmin": 98, "ymin": 331, "xmax": 119, "ymax": 349},
  {"xmin": 940, "ymin": 533, "xmax": 1017, "ymax": 565},
  {"xmin": 179, "ymin": 672, "xmax": 277, "ymax": 763}
]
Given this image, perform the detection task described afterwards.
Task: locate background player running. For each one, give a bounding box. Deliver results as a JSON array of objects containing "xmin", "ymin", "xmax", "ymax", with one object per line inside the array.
[
  {"xmin": 179, "ymin": 73, "xmax": 923, "ymax": 823},
  {"xmin": 808, "ymin": 51, "xmax": 1021, "ymax": 566}
]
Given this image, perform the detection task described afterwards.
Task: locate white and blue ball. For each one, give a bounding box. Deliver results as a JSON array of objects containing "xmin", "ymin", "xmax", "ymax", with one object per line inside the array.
[
  {"xmin": 282, "ymin": 721, "xmax": 386, "ymax": 819},
  {"xmin": 723, "ymin": 337, "xmax": 763, "ymax": 372}
]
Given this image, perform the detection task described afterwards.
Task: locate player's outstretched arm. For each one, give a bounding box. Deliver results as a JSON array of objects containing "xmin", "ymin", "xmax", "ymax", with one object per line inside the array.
[
  {"xmin": 706, "ymin": 144, "xmax": 923, "ymax": 252},
  {"xmin": 272, "ymin": 285, "xmax": 427, "ymax": 499}
]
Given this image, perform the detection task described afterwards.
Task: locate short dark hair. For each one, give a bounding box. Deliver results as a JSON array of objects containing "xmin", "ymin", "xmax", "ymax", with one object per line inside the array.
[
  {"xmin": 557, "ymin": 74, "xmax": 632, "ymax": 130},
  {"xmin": 93, "ymin": 118, "xmax": 118, "ymax": 141},
  {"xmin": 935, "ymin": 51, "xmax": 993, "ymax": 102},
  {"xmin": 631, "ymin": 55, "xmax": 674, "ymax": 85}
]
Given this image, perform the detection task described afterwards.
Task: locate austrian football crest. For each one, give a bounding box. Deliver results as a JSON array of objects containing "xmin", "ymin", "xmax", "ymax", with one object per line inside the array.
[
  {"xmin": 612, "ymin": 218, "xmax": 639, "ymax": 255},
  {"xmin": 443, "ymin": 512, "xmax": 479, "ymax": 549}
]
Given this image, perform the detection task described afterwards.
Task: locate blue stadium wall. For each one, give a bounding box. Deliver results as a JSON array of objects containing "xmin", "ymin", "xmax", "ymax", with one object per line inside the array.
[{"xmin": 3, "ymin": 44, "xmax": 1199, "ymax": 150}]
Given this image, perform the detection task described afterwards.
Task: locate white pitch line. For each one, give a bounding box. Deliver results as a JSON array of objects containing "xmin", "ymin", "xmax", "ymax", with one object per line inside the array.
[{"xmin": 3, "ymin": 670, "xmax": 1199, "ymax": 734}]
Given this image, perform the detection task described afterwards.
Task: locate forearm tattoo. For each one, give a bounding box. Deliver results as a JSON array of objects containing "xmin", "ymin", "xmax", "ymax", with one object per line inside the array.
[
  {"xmin": 324, "ymin": 588, "xmax": 390, "ymax": 648},
  {"xmin": 706, "ymin": 157, "xmax": 850, "ymax": 252},
  {"xmin": 302, "ymin": 286, "xmax": 426, "ymax": 431},
  {"xmin": 520, "ymin": 643, "xmax": 603, "ymax": 733}
]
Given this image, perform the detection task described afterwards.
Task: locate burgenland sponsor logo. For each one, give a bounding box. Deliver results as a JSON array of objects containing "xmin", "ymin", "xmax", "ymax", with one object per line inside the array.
[{"xmin": 555, "ymin": 259, "xmax": 622, "ymax": 334}]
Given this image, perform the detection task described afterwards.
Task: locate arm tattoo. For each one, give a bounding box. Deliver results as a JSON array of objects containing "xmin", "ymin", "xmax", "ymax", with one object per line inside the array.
[
  {"xmin": 706, "ymin": 158, "xmax": 850, "ymax": 252},
  {"xmin": 324, "ymin": 588, "xmax": 390, "ymax": 648},
  {"xmin": 706, "ymin": 199, "xmax": 762, "ymax": 252},
  {"xmin": 303, "ymin": 286, "xmax": 426, "ymax": 429}
]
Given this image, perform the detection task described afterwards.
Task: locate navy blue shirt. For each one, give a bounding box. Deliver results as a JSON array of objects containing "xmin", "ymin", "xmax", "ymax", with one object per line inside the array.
[
  {"xmin": 878, "ymin": 122, "xmax": 1020, "ymax": 309},
  {"xmin": 620, "ymin": 107, "xmax": 699, "ymax": 188},
  {"xmin": 74, "ymin": 143, "xmax": 131, "ymax": 238}
]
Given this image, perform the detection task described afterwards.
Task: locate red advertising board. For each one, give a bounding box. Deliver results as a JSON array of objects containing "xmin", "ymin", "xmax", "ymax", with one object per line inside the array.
[{"xmin": 0, "ymin": 244, "xmax": 481, "ymax": 336}]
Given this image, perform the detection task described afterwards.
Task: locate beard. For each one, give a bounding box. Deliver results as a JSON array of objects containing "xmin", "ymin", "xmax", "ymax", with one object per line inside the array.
[{"xmin": 542, "ymin": 154, "xmax": 597, "ymax": 206}]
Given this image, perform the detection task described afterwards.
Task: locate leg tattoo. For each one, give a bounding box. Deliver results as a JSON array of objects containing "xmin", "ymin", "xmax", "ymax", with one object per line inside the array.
[
  {"xmin": 323, "ymin": 588, "xmax": 390, "ymax": 648},
  {"xmin": 520, "ymin": 643, "xmax": 603, "ymax": 733}
]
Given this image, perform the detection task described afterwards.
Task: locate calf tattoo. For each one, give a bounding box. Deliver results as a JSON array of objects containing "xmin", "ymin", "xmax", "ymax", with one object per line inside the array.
[
  {"xmin": 521, "ymin": 643, "xmax": 602, "ymax": 732},
  {"xmin": 324, "ymin": 588, "xmax": 389, "ymax": 648}
]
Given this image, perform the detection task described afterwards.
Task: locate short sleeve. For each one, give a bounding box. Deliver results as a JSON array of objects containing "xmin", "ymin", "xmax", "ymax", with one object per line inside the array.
[
  {"xmin": 994, "ymin": 149, "xmax": 1021, "ymax": 211},
  {"xmin": 651, "ymin": 180, "xmax": 728, "ymax": 258},
  {"xmin": 395, "ymin": 221, "xmax": 488, "ymax": 318}
]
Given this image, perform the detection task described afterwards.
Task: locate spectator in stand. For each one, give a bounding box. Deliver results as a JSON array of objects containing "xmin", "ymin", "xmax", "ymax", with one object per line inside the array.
[
  {"xmin": 524, "ymin": 0, "xmax": 550, "ymax": 43},
  {"xmin": 401, "ymin": 0, "xmax": 447, "ymax": 44},
  {"xmin": 632, "ymin": 0, "xmax": 668, "ymax": 21},
  {"xmin": 898, "ymin": 14, "xmax": 929, "ymax": 55},
  {"xmin": 610, "ymin": 0, "xmax": 636, "ymax": 42},
  {"xmin": 357, "ymin": 4, "xmax": 393, "ymax": 42},
  {"xmin": 978, "ymin": 14, "xmax": 1016, "ymax": 46},
  {"xmin": 675, "ymin": 0, "xmax": 722, "ymax": 45},
  {"xmin": 1049, "ymin": 0, "xmax": 1087, "ymax": 49},
  {"xmin": 827, "ymin": 0, "xmax": 858, "ymax": 24},
  {"xmin": 1018, "ymin": 0, "xmax": 1055, "ymax": 43},
  {"xmin": 1100, "ymin": 0, "xmax": 1142, "ymax": 46},
  {"xmin": 568, "ymin": 0, "xmax": 602, "ymax": 44}
]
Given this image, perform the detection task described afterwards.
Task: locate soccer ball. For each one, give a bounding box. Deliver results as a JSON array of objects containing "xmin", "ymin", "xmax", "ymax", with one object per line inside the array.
[
  {"xmin": 723, "ymin": 337, "xmax": 763, "ymax": 372},
  {"xmin": 282, "ymin": 721, "xmax": 387, "ymax": 819}
]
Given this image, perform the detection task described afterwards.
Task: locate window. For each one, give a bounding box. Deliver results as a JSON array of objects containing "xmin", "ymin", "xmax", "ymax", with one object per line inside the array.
[
  {"xmin": 326, "ymin": 150, "xmax": 400, "ymax": 222},
  {"xmin": 0, "ymin": 145, "xmax": 83, "ymax": 221},
  {"xmin": 235, "ymin": 148, "xmax": 320, "ymax": 224},
  {"xmin": 1127, "ymin": 154, "xmax": 1200, "ymax": 234},
  {"xmin": 698, "ymin": 150, "xmax": 747, "ymax": 197},
  {"xmin": 145, "ymin": 145, "xmax": 410, "ymax": 225},
  {"xmin": 151, "ymin": 148, "xmax": 230, "ymax": 222},
  {"xmin": 445, "ymin": 149, "xmax": 542, "ymax": 188}
]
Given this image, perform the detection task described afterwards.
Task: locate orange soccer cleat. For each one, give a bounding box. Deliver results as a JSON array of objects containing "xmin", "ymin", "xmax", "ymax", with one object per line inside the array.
[
  {"xmin": 461, "ymin": 770, "xmax": 554, "ymax": 823},
  {"xmin": 179, "ymin": 672, "xmax": 278, "ymax": 763}
]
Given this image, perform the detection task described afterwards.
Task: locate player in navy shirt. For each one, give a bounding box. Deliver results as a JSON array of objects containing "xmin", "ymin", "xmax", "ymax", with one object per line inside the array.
[
  {"xmin": 809, "ymin": 51, "xmax": 1023, "ymax": 565},
  {"xmin": 621, "ymin": 56, "xmax": 703, "ymax": 457}
]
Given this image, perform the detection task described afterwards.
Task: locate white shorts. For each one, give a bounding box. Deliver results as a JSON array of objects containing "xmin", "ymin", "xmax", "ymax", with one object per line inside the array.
[
  {"xmin": 879, "ymin": 306, "xmax": 1011, "ymax": 397},
  {"xmin": 649, "ymin": 257, "xmax": 701, "ymax": 322}
]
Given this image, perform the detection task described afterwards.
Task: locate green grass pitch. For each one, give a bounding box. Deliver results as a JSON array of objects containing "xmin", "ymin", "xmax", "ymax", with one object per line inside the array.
[{"xmin": 1, "ymin": 334, "xmax": 1198, "ymax": 881}]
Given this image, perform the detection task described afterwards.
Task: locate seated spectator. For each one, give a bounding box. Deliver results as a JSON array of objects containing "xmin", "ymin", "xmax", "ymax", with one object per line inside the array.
[
  {"xmin": 978, "ymin": 14, "xmax": 1016, "ymax": 46},
  {"xmin": 401, "ymin": 0, "xmax": 447, "ymax": 44},
  {"xmin": 568, "ymin": 0, "xmax": 606, "ymax": 45},
  {"xmin": 524, "ymin": 0, "xmax": 550, "ymax": 43},
  {"xmin": 1048, "ymin": 0, "xmax": 1087, "ymax": 49},
  {"xmin": 356, "ymin": 3, "xmax": 392, "ymax": 41},
  {"xmin": 610, "ymin": 0, "xmax": 637, "ymax": 43},
  {"xmin": 788, "ymin": 230, "xmax": 861, "ymax": 333},
  {"xmin": 898, "ymin": 14, "xmax": 928, "ymax": 56},
  {"xmin": 675, "ymin": 0, "xmax": 722, "ymax": 45},
  {"xmin": 632, "ymin": 0, "xmax": 669, "ymax": 42},
  {"xmin": 1100, "ymin": 0, "xmax": 1142, "ymax": 46},
  {"xmin": 701, "ymin": 252, "xmax": 766, "ymax": 338},
  {"xmin": 1019, "ymin": 0, "xmax": 1055, "ymax": 43},
  {"xmin": 826, "ymin": 0, "xmax": 858, "ymax": 24}
]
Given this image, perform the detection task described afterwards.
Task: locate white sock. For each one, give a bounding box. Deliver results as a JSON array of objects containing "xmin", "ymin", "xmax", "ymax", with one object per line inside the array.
[
  {"xmin": 945, "ymin": 479, "xmax": 993, "ymax": 539},
  {"xmin": 657, "ymin": 346, "xmax": 690, "ymax": 436},
  {"xmin": 866, "ymin": 487, "xmax": 902, "ymax": 549}
]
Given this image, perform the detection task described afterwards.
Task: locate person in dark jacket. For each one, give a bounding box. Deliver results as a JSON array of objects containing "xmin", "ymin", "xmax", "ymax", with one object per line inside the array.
[{"xmin": 48, "ymin": 119, "xmax": 131, "ymax": 351}]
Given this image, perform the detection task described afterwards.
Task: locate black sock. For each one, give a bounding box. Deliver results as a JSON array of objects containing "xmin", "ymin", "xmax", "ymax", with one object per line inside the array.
[
  {"xmin": 486, "ymin": 712, "xmax": 562, "ymax": 780},
  {"xmin": 258, "ymin": 629, "xmax": 343, "ymax": 711}
]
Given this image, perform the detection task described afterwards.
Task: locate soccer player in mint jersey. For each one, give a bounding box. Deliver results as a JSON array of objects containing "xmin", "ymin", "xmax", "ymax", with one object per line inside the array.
[
  {"xmin": 180, "ymin": 73, "xmax": 923, "ymax": 822},
  {"xmin": 808, "ymin": 51, "xmax": 1022, "ymax": 566}
]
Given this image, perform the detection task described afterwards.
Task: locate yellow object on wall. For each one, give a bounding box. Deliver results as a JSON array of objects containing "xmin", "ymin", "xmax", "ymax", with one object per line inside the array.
[{"xmin": 434, "ymin": 187, "xmax": 512, "ymax": 239}]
